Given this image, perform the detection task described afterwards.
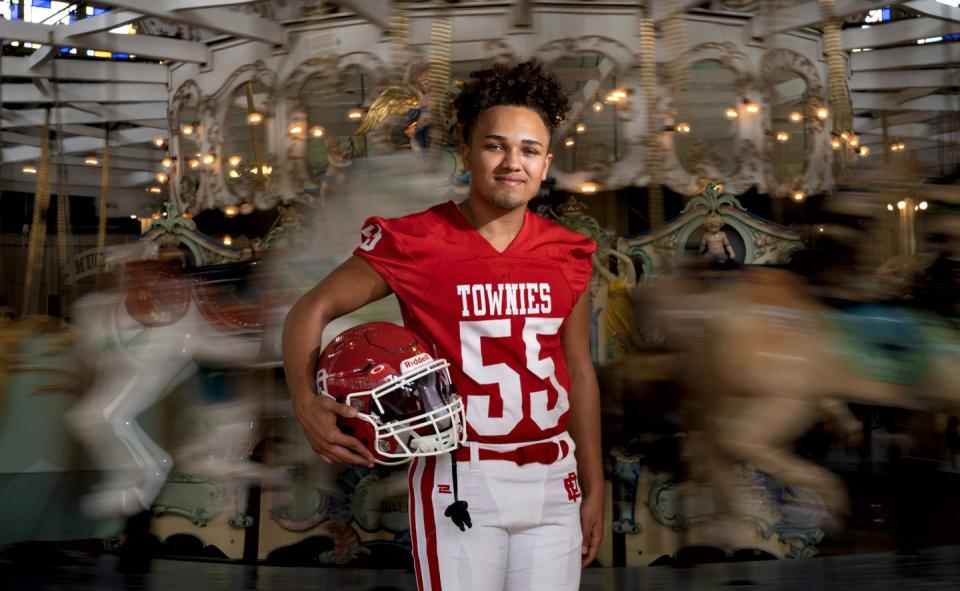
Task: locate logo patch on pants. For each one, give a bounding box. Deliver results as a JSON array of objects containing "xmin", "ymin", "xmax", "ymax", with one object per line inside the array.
[
  {"xmin": 437, "ymin": 484, "xmax": 452, "ymax": 494},
  {"xmin": 563, "ymin": 472, "xmax": 581, "ymax": 502}
]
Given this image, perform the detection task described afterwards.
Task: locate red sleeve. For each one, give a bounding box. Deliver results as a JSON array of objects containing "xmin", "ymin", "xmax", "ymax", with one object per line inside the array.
[
  {"xmin": 352, "ymin": 216, "xmax": 416, "ymax": 295},
  {"xmin": 565, "ymin": 236, "xmax": 597, "ymax": 302}
]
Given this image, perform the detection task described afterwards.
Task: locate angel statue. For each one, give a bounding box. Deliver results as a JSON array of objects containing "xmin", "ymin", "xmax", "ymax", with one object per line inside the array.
[
  {"xmin": 699, "ymin": 212, "xmax": 736, "ymax": 263},
  {"xmin": 356, "ymin": 59, "xmax": 461, "ymax": 151}
]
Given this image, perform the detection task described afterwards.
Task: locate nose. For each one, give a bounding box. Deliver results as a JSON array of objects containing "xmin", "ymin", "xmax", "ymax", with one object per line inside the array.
[{"xmin": 499, "ymin": 147, "xmax": 522, "ymax": 171}]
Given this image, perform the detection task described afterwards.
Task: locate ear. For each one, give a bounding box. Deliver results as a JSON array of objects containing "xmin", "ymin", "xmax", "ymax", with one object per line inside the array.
[
  {"xmin": 461, "ymin": 143, "xmax": 472, "ymax": 170},
  {"xmin": 541, "ymin": 152, "xmax": 554, "ymax": 181}
]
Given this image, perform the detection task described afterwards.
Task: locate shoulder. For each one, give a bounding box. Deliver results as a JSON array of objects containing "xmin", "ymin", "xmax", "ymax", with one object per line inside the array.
[
  {"xmin": 365, "ymin": 201, "xmax": 453, "ymax": 240},
  {"xmin": 528, "ymin": 211, "xmax": 597, "ymax": 256}
]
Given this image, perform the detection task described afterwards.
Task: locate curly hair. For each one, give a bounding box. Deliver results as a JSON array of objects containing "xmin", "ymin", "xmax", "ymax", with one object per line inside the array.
[{"xmin": 453, "ymin": 59, "xmax": 571, "ymax": 144}]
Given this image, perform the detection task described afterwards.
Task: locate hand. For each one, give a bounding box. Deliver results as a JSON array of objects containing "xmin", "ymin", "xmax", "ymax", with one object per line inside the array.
[
  {"xmin": 292, "ymin": 394, "xmax": 375, "ymax": 467},
  {"xmin": 580, "ymin": 492, "xmax": 604, "ymax": 567}
]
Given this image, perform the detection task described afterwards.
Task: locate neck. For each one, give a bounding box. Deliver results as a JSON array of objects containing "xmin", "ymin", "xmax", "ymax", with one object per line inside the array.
[{"xmin": 459, "ymin": 197, "xmax": 527, "ymax": 249}]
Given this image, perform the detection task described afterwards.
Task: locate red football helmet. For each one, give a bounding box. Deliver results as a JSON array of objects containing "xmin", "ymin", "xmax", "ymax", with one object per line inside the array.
[{"xmin": 316, "ymin": 321, "xmax": 465, "ymax": 465}]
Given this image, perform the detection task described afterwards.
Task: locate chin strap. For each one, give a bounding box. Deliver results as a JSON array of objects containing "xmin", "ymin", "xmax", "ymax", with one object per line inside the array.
[{"xmin": 443, "ymin": 449, "xmax": 472, "ymax": 531}]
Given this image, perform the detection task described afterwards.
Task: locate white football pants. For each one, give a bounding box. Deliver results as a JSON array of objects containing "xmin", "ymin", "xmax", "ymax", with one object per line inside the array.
[{"xmin": 408, "ymin": 433, "xmax": 583, "ymax": 591}]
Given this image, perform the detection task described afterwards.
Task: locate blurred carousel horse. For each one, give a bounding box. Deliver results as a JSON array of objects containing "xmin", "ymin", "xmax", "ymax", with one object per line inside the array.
[
  {"xmin": 0, "ymin": 316, "xmax": 87, "ymax": 407},
  {"xmin": 641, "ymin": 262, "xmax": 960, "ymax": 529},
  {"xmin": 67, "ymin": 254, "xmax": 285, "ymax": 518}
]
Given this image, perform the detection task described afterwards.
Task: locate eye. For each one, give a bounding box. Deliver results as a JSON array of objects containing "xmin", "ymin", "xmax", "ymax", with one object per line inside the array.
[
  {"xmin": 485, "ymin": 143, "xmax": 503, "ymax": 151},
  {"xmin": 523, "ymin": 148, "xmax": 540, "ymax": 156}
]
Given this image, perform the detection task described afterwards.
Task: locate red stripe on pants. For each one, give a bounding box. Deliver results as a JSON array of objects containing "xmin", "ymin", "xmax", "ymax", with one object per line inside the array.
[
  {"xmin": 421, "ymin": 456, "xmax": 441, "ymax": 591},
  {"xmin": 408, "ymin": 458, "xmax": 426, "ymax": 591}
]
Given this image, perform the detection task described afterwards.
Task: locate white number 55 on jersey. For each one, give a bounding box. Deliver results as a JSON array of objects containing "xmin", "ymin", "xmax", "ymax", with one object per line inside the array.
[{"xmin": 459, "ymin": 318, "xmax": 568, "ymax": 436}]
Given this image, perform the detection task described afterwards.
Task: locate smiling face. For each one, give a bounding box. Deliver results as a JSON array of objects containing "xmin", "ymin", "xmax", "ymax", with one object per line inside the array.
[{"xmin": 462, "ymin": 105, "xmax": 553, "ymax": 211}]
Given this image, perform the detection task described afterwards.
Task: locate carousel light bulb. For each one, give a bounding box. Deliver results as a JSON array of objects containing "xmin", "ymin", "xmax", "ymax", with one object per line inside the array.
[
  {"xmin": 181, "ymin": 124, "xmax": 194, "ymax": 136},
  {"xmin": 816, "ymin": 107, "xmax": 830, "ymax": 120},
  {"xmin": 579, "ymin": 182, "xmax": 599, "ymax": 194},
  {"xmin": 915, "ymin": 205, "xmax": 919, "ymax": 211},
  {"xmin": 188, "ymin": 158, "xmax": 200, "ymax": 169},
  {"xmin": 130, "ymin": 214, "xmax": 138, "ymax": 220},
  {"xmin": 228, "ymin": 169, "xmax": 240, "ymax": 178},
  {"xmin": 776, "ymin": 131, "xmax": 790, "ymax": 143},
  {"xmin": 793, "ymin": 191, "xmax": 806, "ymax": 201},
  {"xmin": 223, "ymin": 235, "xmax": 232, "ymax": 246},
  {"xmin": 818, "ymin": 226, "xmax": 825, "ymax": 233},
  {"xmin": 152, "ymin": 136, "xmax": 165, "ymax": 148},
  {"xmin": 724, "ymin": 108, "xmax": 739, "ymax": 120},
  {"xmin": 887, "ymin": 203, "xmax": 895, "ymax": 211},
  {"xmin": 246, "ymin": 112, "xmax": 264, "ymax": 125},
  {"xmin": 310, "ymin": 125, "xmax": 325, "ymax": 138},
  {"xmin": 148, "ymin": 186, "xmax": 162, "ymax": 194},
  {"xmin": 611, "ymin": 88, "xmax": 628, "ymax": 99},
  {"xmin": 575, "ymin": 123, "xmax": 586, "ymax": 134},
  {"xmin": 262, "ymin": 164, "xmax": 273, "ymax": 175},
  {"xmin": 228, "ymin": 155, "xmax": 241, "ymax": 167},
  {"xmin": 592, "ymin": 101, "xmax": 603, "ymax": 113},
  {"xmin": 223, "ymin": 205, "xmax": 239, "ymax": 218},
  {"xmin": 789, "ymin": 111, "xmax": 803, "ymax": 123},
  {"xmin": 155, "ymin": 171, "xmax": 169, "ymax": 183},
  {"xmin": 249, "ymin": 166, "xmax": 259, "ymax": 175},
  {"xmin": 202, "ymin": 153, "xmax": 215, "ymax": 166},
  {"xmin": 288, "ymin": 123, "xmax": 304, "ymax": 135},
  {"xmin": 841, "ymin": 131, "xmax": 850, "ymax": 141},
  {"xmin": 849, "ymin": 135, "xmax": 860, "ymax": 148},
  {"xmin": 919, "ymin": 201, "xmax": 928, "ymax": 210},
  {"xmin": 161, "ymin": 157, "xmax": 173, "ymax": 169},
  {"xmin": 676, "ymin": 122, "xmax": 691, "ymax": 134},
  {"xmin": 897, "ymin": 200, "xmax": 906, "ymax": 210},
  {"xmin": 858, "ymin": 145, "xmax": 870, "ymax": 157},
  {"xmin": 84, "ymin": 157, "xmax": 99, "ymax": 165},
  {"xmin": 831, "ymin": 138, "xmax": 842, "ymax": 150},
  {"xmin": 564, "ymin": 137, "xmax": 576, "ymax": 148},
  {"xmin": 744, "ymin": 101, "xmax": 760, "ymax": 114},
  {"xmin": 347, "ymin": 108, "xmax": 364, "ymax": 121}
]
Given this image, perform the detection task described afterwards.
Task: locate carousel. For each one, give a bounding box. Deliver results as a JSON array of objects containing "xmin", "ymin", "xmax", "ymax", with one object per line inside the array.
[{"xmin": 0, "ymin": 1, "xmax": 959, "ymax": 588}]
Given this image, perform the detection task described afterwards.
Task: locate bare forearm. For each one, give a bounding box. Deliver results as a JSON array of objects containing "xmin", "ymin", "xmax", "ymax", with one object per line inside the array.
[
  {"xmin": 568, "ymin": 370, "xmax": 603, "ymax": 498},
  {"xmin": 281, "ymin": 295, "xmax": 328, "ymax": 409}
]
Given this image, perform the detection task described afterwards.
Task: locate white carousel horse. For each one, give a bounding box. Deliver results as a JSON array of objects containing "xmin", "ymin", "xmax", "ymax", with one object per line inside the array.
[{"xmin": 67, "ymin": 256, "xmax": 274, "ymax": 517}]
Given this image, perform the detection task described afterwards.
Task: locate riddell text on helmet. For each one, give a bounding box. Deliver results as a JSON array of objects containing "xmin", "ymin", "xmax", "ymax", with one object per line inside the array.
[{"xmin": 455, "ymin": 283, "xmax": 552, "ymax": 318}]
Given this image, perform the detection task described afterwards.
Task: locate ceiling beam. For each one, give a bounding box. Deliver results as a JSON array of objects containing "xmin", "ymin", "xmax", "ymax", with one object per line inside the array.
[
  {"xmin": 0, "ymin": 56, "xmax": 167, "ymax": 83},
  {"xmin": 904, "ymin": 0, "xmax": 960, "ymax": 23},
  {"xmin": 326, "ymin": 0, "xmax": 391, "ymax": 30},
  {"xmin": 843, "ymin": 14, "xmax": 960, "ymax": 49},
  {"xmin": 751, "ymin": 0, "xmax": 901, "ymax": 38},
  {"xmin": 64, "ymin": 10, "xmax": 143, "ymax": 38},
  {"xmin": 1, "ymin": 83, "xmax": 168, "ymax": 104},
  {"xmin": 849, "ymin": 68, "xmax": 958, "ymax": 90},
  {"xmin": 90, "ymin": 1, "xmax": 284, "ymax": 45},
  {"xmin": 852, "ymin": 41, "xmax": 960, "ymax": 70},
  {"xmin": 0, "ymin": 19, "xmax": 207, "ymax": 63},
  {"xmin": 853, "ymin": 91, "xmax": 959, "ymax": 111},
  {"xmin": 2, "ymin": 103, "xmax": 168, "ymax": 129},
  {"xmin": 2, "ymin": 168, "xmax": 156, "ymax": 188},
  {"xmin": 854, "ymin": 111, "xmax": 942, "ymax": 131},
  {"xmin": 3, "ymin": 127, "xmax": 159, "ymax": 163},
  {"xmin": 650, "ymin": 0, "xmax": 709, "ymax": 24}
]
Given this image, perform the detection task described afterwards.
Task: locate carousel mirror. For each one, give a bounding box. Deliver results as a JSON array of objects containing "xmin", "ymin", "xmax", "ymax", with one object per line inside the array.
[
  {"xmin": 674, "ymin": 59, "xmax": 739, "ymax": 177},
  {"xmin": 548, "ymin": 54, "xmax": 625, "ymax": 175},
  {"xmin": 222, "ymin": 79, "xmax": 276, "ymax": 202},
  {"xmin": 769, "ymin": 70, "xmax": 812, "ymax": 183},
  {"xmin": 177, "ymin": 97, "xmax": 201, "ymax": 203},
  {"xmin": 300, "ymin": 66, "xmax": 381, "ymax": 196}
]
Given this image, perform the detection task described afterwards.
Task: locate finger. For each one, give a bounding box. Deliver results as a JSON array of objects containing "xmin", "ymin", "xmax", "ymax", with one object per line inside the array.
[
  {"xmin": 328, "ymin": 444, "xmax": 375, "ymax": 467},
  {"xmin": 320, "ymin": 397, "xmax": 359, "ymax": 419},
  {"xmin": 327, "ymin": 430, "xmax": 375, "ymax": 460}
]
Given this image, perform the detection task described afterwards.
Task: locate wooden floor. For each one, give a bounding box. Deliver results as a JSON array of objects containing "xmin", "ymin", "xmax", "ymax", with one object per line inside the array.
[{"xmin": 3, "ymin": 546, "xmax": 960, "ymax": 590}]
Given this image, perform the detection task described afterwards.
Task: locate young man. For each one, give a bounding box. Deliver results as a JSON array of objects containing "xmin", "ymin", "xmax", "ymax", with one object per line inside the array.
[{"xmin": 282, "ymin": 59, "xmax": 603, "ymax": 591}]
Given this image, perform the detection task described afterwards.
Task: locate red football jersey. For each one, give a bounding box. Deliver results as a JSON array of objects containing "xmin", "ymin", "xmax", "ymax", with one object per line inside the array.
[{"xmin": 353, "ymin": 200, "xmax": 595, "ymax": 445}]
